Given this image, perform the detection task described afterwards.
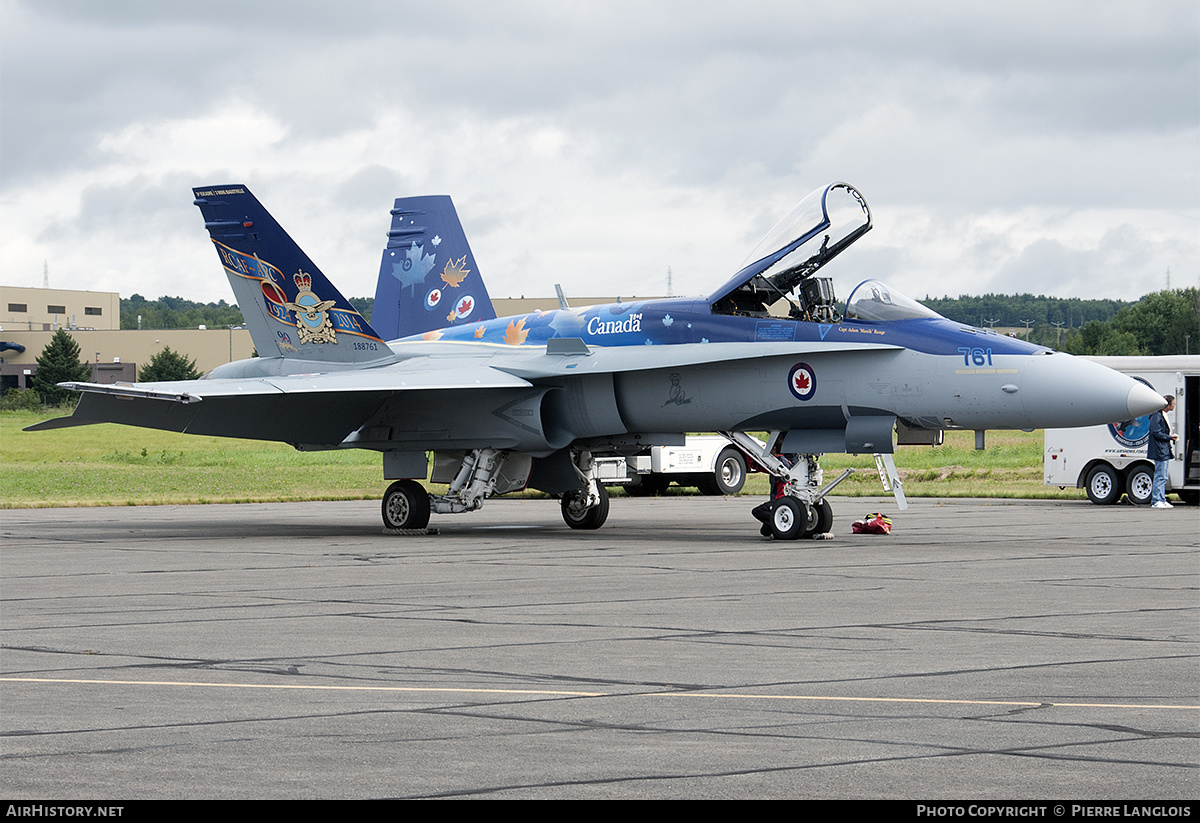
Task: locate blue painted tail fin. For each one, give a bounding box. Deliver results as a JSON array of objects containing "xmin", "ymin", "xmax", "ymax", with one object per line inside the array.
[
  {"xmin": 371, "ymin": 195, "xmax": 496, "ymax": 340},
  {"xmin": 192, "ymin": 185, "xmax": 388, "ymax": 364}
]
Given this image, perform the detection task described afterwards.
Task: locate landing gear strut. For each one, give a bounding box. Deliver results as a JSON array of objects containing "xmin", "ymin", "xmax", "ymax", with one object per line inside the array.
[
  {"xmin": 379, "ymin": 447, "xmax": 610, "ymax": 532},
  {"xmin": 380, "ymin": 448, "xmax": 532, "ymax": 531}
]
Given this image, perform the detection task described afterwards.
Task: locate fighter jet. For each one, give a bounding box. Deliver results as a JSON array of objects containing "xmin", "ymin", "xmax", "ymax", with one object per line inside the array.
[{"xmin": 29, "ymin": 182, "xmax": 1166, "ymax": 538}]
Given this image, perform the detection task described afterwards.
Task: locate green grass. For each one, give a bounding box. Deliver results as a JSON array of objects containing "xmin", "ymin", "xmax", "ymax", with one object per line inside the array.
[
  {"xmin": 1, "ymin": 409, "xmax": 383, "ymax": 507},
  {"xmin": 1, "ymin": 409, "xmax": 1083, "ymax": 508}
]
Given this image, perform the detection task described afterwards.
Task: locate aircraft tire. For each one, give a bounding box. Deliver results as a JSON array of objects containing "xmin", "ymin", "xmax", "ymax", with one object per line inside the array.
[
  {"xmin": 1085, "ymin": 465, "xmax": 1122, "ymax": 505},
  {"xmin": 1125, "ymin": 466, "xmax": 1153, "ymax": 506},
  {"xmin": 381, "ymin": 479, "xmax": 431, "ymax": 530},
  {"xmin": 811, "ymin": 499, "xmax": 834, "ymax": 535},
  {"xmin": 769, "ymin": 497, "xmax": 809, "ymax": 540},
  {"xmin": 700, "ymin": 449, "xmax": 747, "ymax": 495},
  {"xmin": 562, "ymin": 484, "xmax": 610, "ymax": 530}
]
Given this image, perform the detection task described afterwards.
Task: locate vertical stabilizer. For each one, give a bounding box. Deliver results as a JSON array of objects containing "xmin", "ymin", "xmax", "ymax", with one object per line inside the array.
[
  {"xmin": 372, "ymin": 195, "xmax": 497, "ymax": 341},
  {"xmin": 192, "ymin": 185, "xmax": 389, "ymax": 364}
]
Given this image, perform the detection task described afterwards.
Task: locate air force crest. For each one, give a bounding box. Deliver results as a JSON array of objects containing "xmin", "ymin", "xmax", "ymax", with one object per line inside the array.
[{"xmin": 284, "ymin": 271, "xmax": 338, "ymax": 344}]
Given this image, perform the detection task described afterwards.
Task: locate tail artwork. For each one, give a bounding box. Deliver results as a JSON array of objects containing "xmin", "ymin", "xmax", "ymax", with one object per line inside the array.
[
  {"xmin": 371, "ymin": 195, "xmax": 496, "ymax": 341},
  {"xmin": 192, "ymin": 185, "xmax": 389, "ymax": 365}
]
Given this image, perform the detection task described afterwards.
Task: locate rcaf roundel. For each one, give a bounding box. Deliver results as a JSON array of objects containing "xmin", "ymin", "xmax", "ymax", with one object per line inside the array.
[
  {"xmin": 261, "ymin": 279, "xmax": 287, "ymax": 306},
  {"xmin": 454, "ymin": 294, "xmax": 475, "ymax": 320},
  {"xmin": 788, "ymin": 362, "xmax": 816, "ymax": 401},
  {"xmin": 424, "ymin": 287, "xmax": 443, "ymax": 311}
]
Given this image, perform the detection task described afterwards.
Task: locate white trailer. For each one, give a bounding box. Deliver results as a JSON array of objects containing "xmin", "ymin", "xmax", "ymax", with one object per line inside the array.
[
  {"xmin": 595, "ymin": 435, "xmax": 755, "ymax": 496},
  {"xmin": 1044, "ymin": 356, "xmax": 1199, "ymax": 506}
]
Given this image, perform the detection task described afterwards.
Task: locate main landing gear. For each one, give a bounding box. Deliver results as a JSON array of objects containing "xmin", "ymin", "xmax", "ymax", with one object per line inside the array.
[
  {"xmin": 379, "ymin": 447, "xmax": 610, "ymax": 531},
  {"xmin": 560, "ymin": 449, "xmax": 609, "ymax": 530}
]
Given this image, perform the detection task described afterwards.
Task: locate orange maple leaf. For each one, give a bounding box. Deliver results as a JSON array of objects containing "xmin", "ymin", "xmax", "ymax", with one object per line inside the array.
[
  {"xmin": 440, "ymin": 256, "xmax": 470, "ymax": 287},
  {"xmin": 503, "ymin": 317, "xmax": 529, "ymax": 346},
  {"xmin": 473, "ymin": 325, "xmax": 486, "ymax": 339},
  {"xmin": 422, "ymin": 329, "xmax": 444, "ymax": 341}
]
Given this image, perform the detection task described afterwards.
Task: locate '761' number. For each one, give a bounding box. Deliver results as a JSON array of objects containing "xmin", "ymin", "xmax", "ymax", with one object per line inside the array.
[{"xmin": 958, "ymin": 347, "xmax": 992, "ymax": 366}]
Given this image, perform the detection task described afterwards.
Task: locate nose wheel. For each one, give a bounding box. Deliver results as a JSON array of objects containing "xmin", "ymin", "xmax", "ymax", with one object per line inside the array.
[
  {"xmin": 752, "ymin": 497, "xmax": 833, "ymax": 539},
  {"xmin": 562, "ymin": 484, "xmax": 610, "ymax": 530},
  {"xmin": 769, "ymin": 498, "xmax": 811, "ymax": 539}
]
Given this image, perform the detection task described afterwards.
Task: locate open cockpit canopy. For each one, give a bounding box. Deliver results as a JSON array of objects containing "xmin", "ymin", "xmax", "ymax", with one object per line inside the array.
[{"xmin": 709, "ymin": 182, "xmax": 872, "ymax": 322}]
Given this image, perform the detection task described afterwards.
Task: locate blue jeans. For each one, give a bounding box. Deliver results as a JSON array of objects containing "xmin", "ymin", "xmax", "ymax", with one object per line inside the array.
[{"xmin": 1152, "ymin": 459, "xmax": 1170, "ymax": 504}]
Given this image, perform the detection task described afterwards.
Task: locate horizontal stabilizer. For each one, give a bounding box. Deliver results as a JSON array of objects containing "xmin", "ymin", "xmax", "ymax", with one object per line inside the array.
[{"xmin": 23, "ymin": 415, "xmax": 102, "ymax": 432}]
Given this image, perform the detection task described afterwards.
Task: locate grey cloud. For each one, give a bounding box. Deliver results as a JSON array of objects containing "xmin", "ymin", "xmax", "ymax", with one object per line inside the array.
[{"xmin": 2, "ymin": 0, "xmax": 1195, "ymax": 303}]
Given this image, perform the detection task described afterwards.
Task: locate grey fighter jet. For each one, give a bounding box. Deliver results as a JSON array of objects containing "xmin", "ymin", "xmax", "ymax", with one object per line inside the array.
[{"xmin": 29, "ymin": 182, "xmax": 1166, "ymax": 538}]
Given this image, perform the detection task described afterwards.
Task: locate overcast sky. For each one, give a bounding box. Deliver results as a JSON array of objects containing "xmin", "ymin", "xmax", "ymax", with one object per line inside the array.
[{"xmin": 1, "ymin": 0, "xmax": 1196, "ymax": 308}]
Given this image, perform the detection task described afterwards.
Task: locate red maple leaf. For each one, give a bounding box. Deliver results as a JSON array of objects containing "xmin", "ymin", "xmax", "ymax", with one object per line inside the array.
[
  {"xmin": 460, "ymin": 298, "xmax": 472, "ymax": 313},
  {"xmin": 794, "ymin": 371, "xmax": 810, "ymax": 391}
]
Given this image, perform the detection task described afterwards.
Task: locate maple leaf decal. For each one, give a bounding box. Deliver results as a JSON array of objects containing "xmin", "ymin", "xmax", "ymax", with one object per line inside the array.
[
  {"xmin": 440, "ymin": 256, "xmax": 470, "ymax": 287},
  {"xmin": 503, "ymin": 317, "xmax": 529, "ymax": 346},
  {"xmin": 422, "ymin": 329, "xmax": 444, "ymax": 341},
  {"xmin": 474, "ymin": 325, "xmax": 486, "ymax": 339},
  {"xmin": 794, "ymin": 371, "xmax": 810, "ymax": 392}
]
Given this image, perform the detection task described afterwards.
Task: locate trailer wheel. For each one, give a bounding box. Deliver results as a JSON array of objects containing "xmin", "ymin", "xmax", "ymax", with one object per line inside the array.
[
  {"xmin": 1125, "ymin": 466, "xmax": 1153, "ymax": 506},
  {"xmin": 1085, "ymin": 465, "xmax": 1121, "ymax": 505},
  {"xmin": 699, "ymin": 449, "xmax": 746, "ymax": 495}
]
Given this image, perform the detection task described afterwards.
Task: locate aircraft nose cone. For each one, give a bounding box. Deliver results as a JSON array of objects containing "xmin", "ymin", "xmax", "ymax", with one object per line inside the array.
[
  {"xmin": 1020, "ymin": 354, "xmax": 1162, "ymax": 429},
  {"xmin": 1127, "ymin": 381, "xmax": 1167, "ymax": 419}
]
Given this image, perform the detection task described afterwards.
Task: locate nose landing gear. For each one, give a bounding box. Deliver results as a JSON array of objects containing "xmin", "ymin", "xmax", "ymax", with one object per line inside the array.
[{"xmin": 721, "ymin": 430, "xmax": 904, "ymax": 540}]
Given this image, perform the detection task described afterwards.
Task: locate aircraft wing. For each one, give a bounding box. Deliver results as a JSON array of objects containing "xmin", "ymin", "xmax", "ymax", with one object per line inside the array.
[
  {"xmin": 53, "ymin": 364, "xmax": 532, "ymax": 400},
  {"xmin": 26, "ymin": 339, "xmax": 900, "ymax": 447},
  {"xmin": 25, "ymin": 364, "xmax": 533, "ymax": 444},
  {"xmin": 471, "ymin": 338, "xmax": 903, "ymax": 381}
]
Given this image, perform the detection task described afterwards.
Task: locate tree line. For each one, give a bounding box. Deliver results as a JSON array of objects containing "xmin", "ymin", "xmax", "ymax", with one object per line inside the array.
[
  {"xmin": 915, "ymin": 289, "xmax": 1199, "ymax": 356},
  {"xmin": 919, "ymin": 293, "xmax": 1133, "ymax": 329},
  {"xmin": 119, "ymin": 295, "xmax": 376, "ymax": 329},
  {"xmin": 1057, "ymin": 288, "xmax": 1199, "ymax": 356}
]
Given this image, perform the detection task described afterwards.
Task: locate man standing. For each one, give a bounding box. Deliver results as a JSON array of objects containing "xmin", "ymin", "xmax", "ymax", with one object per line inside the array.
[{"xmin": 1148, "ymin": 395, "xmax": 1178, "ymax": 509}]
